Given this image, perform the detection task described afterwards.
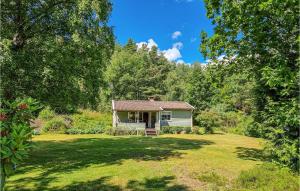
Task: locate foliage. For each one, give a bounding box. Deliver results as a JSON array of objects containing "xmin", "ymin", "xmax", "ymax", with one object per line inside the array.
[
  {"xmin": 164, "ymin": 64, "xmax": 192, "ymax": 101},
  {"xmin": 105, "ymin": 41, "xmax": 172, "ymax": 101},
  {"xmin": 66, "ymin": 127, "xmax": 108, "ymax": 134},
  {"xmin": 201, "ymin": 0, "xmax": 299, "ymax": 170},
  {"xmin": 1, "ymin": 0, "xmax": 115, "ymax": 112},
  {"xmin": 234, "ymin": 163, "xmax": 299, "ymax": 191},
  {"xmin": 71, "ymin": 110, "xmax": 112, "ymax": 129},
  {"xmin": 107, "ymin": 128, "xmax": 145, "ymax": 136},
  {"xmin": 39, "ymin": 110, "xmax": 112, "ymax": 134},
  {"xmin": 221, "ymin": 111, "xmax": 253, "ymax": 135},
  {"xmin": 38, "ymin": 107, "xmax": 55, "ymax": 120},
  {"xmin": 186, "ymin": 63, "xmax": 213, "ymax": 111},
  {"xmin": 0, "ymin": 98, "xmax": 40, "ymax": 190},
  {"xmin": 161, "ymin": 126, "xmax": 192, "ymax": 134},
  {"xmin": 42, "ymin": 117, "xmax": 68, "ymax": 134},
  {"xmin": 196, "ymin": 110, "xmax": 220, "ymax": 134}
]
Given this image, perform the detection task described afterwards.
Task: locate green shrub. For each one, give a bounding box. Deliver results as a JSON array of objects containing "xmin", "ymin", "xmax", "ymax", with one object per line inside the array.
[
  {"xmin": 198, "ymin": 127, "xmax": 205, "ymax": 135},
  {"xmin": 42, "ymin": 117, "xmax": 68, "ymax": 133},
  {"xmin": 0, "ymin": 98, "xmax": 40, "ymax": 189},
  {"xmin": 107, "ymin": 128, "xmax": 145, "ymax": 136},
  {"xmin": 234, "ymin": 163, "xmax": 299, "ymax": 191},
  {"xmin": 72, "ymin": 110, "xmax": 111, "ymax": 129},
  {"xmin": 67, "ymin": 110, "xmax": 112, "ymax": 134},
  {"xmin": 191, "ymin": 126, "xmax": 200, "ymax": 134},
  {"xmin": 161, "ymin": 126, "xmax": 191, "ymax": 134},
  {"xmin": 221, "ymin": 112, "xmax": 253, "ymax": 135},
  {"xmin": 38, "ymin": 106, "xmax": 55, "ymax": 120},
  {"xmin": 196, "ymin": 110, "xmax": 221, "ymax": 134},
  {"xmin": 184, "ymin": 126, "xmax": 192, "ymax": 134},
  {"xmin": 66, "ymin": 127, "xmax": 107, "ymax": 134}
]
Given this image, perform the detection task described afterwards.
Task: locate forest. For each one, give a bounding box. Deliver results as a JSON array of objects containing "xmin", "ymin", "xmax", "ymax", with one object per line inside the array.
[{"xmin": 0, "ymin": 0, "xmax": 299, "ymax": 189}]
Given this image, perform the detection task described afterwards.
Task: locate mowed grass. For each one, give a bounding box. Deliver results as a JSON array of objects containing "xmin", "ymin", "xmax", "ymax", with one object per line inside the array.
[{"xmin": 6, "ymin": 133, "xmax": 267, "ymax": 190}]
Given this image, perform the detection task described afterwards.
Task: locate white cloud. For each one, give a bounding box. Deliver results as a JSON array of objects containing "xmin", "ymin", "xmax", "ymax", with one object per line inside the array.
[
  {"xmin": 136, "ymin": 38, "xmax": 158, "ymax": 50},
  {"xmin": 136, "ymin": 38, "xmax": 183, "ymax": 62},
  {"xmin": 190, "ymin": 37, "xmax": 197, "ymax": 43},
  {"xmin": 172, "ymin": 42, "xmax": 183, "ymax": 49},
  {"xmin": 176, "ymin": 59, "xmax": 185, "ymax": 64},
  {"xmin": 163, "ymin": 47, "xmax": 182, "ymax": 61},
  {"xmin": 172, "ymin": 31, "xmax": 182, "ymax": 39}
]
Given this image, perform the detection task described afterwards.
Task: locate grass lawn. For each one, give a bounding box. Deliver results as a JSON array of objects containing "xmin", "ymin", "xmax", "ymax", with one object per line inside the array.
[{"xmin": 6, "ymin": 133, "xmax": 267, "ymax": 191}]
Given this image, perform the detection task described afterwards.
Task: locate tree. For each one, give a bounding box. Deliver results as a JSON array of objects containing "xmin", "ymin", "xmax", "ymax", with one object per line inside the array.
[
  {"xmin": 201, "ymin": 0, "xmax": 299, "ymax": 170},
  {"xmin": 0, "ymin": 0, "xmax": 114, "ymax": 189},
  {"xmin": 164, "ymin": 63, "xmax": 191, "ymax": 101},
  {"xmin": 105, "ymin": 40, "xmax": 171, "ymax": 101},
  {"xmin": 187, "ymin": 63, "xmax": 214, "ymax": 111},
  {"xmin": 1, "ymin": 0, "xmax": 114, "ymax": 112}
]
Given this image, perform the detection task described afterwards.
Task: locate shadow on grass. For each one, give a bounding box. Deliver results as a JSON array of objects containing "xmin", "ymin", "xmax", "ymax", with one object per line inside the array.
[
  {"xmin": 235, "ymin": 147, "xmax": 270, "ymax": 162},
  {"xmin": 8, "ymin": 176, "xmax": 189, "ymax": 191},
  {"xmin": 127, "ymin": 176, "xmax": 189, "ymax": 191},
  {"xmin": 7, "ymin": 136, "xmax": 213, "ymax": 191}
]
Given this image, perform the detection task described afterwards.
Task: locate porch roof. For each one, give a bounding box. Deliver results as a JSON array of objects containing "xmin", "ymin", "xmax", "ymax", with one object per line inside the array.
[{"xmin": 112, "ymin": 100, "xmax": 194, "ymax": 111}]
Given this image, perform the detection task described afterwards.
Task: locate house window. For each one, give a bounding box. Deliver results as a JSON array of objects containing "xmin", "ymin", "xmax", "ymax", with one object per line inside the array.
[
  {"xmin": 128, "ymin": 112, "xmax": 142, "ymax": 122},
  {"xmin": 161, "ymin": 111, "xmax": 172, "ymax": 121},
  {"xmin": 128, "ymin": 112, "xmax": 136, "ymax": 122},
  {"xmin": 139, "ymin": 112, "xmax": 143, "ymax": 122}
]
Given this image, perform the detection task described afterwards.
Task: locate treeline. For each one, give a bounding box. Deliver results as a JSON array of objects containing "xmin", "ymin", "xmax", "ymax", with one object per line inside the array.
[{"xmin": 101, "ymin": 39, "xmax": 253, "ymax": 115}]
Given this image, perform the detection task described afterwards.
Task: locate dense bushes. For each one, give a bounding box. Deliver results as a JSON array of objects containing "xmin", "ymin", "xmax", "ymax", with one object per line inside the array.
[
  {"xmin": 195, "ymin": 109, "xmax": 253, "ymax": 135},
  {"xmin": 38, "ymin": 108, "xmax": 112, "ymax": 134},
  {"xmin": 161, "ymin": 126, "xmax": 192, "ymax": 134},
  {"xmin": 38, "ymin": 107, "xmax": 55, "ymax": 120},
  {"xmin": 42, "ymin": 117, "xmax": 68, "ymax": 133},
  {"xmin": 68, "ymin": 110, "xmax": 111, "ymax": 134},
  {"xmin": 107, "ymin": 128, "xmax": 145, "ymax": 136}
]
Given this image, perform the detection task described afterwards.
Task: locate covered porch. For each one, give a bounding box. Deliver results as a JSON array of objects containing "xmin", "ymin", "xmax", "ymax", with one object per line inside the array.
[{"xmin": 113, "ymin": 111, "xmax": 161, "ymax": 130}]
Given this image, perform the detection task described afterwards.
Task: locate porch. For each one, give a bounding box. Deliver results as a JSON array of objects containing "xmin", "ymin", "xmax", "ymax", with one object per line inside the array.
[{"xmin": 113, "ymin": 111, "xmax": 161, "ymax": 130}]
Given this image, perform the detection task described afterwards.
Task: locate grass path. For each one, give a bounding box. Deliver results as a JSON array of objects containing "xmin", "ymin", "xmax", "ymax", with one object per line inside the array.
[{"xmin": 6, "ymin": 133, "xmax": 264, "ymax": 190}]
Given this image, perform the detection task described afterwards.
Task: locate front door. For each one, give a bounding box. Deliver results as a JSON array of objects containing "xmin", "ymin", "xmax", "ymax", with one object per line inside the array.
[{"xmin": 143, "ymin": 112, "xmax": 149, "ymax": 128}]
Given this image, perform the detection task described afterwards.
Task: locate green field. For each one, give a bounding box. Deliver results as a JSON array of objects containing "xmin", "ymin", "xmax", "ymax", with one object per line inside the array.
[{"xmin": 5, "ymin": 133, "xmax": 288, "ymax": 190}]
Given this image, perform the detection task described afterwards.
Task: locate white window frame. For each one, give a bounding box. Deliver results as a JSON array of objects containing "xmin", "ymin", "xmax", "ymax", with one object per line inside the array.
[
  {"xmin": 128, "ymin": 111, "xmax": 136, "ymax": 122},
  {"xmin": 128, "ymin": 112, "xmax": 143, "ymax": 123},
  {"xmin": 161, "ymin": 111, "xmax": 172, "ymax": 121},
  {"xmin": 139, "ymin": 112, "xmax": 143, "ymax": 122}
]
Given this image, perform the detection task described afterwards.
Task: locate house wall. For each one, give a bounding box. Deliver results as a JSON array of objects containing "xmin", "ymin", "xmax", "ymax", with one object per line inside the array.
[{"xmin": 160, "ymin": 110, "xmax": 192, "ymax": 127}]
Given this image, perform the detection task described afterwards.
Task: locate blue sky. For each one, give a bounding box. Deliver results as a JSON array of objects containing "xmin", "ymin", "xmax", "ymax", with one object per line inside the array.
[{"xmin": 109, "ymin": 0, "xmax": 214, "ymax": 64}]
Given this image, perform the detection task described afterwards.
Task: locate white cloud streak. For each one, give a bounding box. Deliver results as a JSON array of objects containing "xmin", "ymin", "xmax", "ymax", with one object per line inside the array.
[
  {"xmin": 136, "ymin": 39, "xmax": 184, "ymax": 62},
  {"xmin": 172, "ymin": 31, "xmax": 182, "ymax": 39},
  {"xmin": 136, "ymin": 38, "xmax": 158, "ymax": 49}
]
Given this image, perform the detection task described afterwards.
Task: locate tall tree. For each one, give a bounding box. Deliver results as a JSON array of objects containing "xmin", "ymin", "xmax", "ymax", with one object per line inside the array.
[
  {"xmin": 187, "ymin": 63, "xmax": 214, "ymax": 111},
  {"xmin": 1, "ymin": 0, "xmax": 114, "ymax": 112},
  {"xmin": 164, "ymin": 63, "xmax": 191, "ymax": 101},
  {"xmin": 105, "ymin": 40, "xmax": 171, "ymax": 101},
  {"xmin": 201, "ymin": 0, "xmax": 299, "ymax": 170}
]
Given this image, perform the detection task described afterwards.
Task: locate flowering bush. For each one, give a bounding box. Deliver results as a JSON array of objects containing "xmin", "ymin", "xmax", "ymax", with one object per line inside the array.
[{"xmin": 0, "ymin": 98, "xmax": 40, "ymax": 191}]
